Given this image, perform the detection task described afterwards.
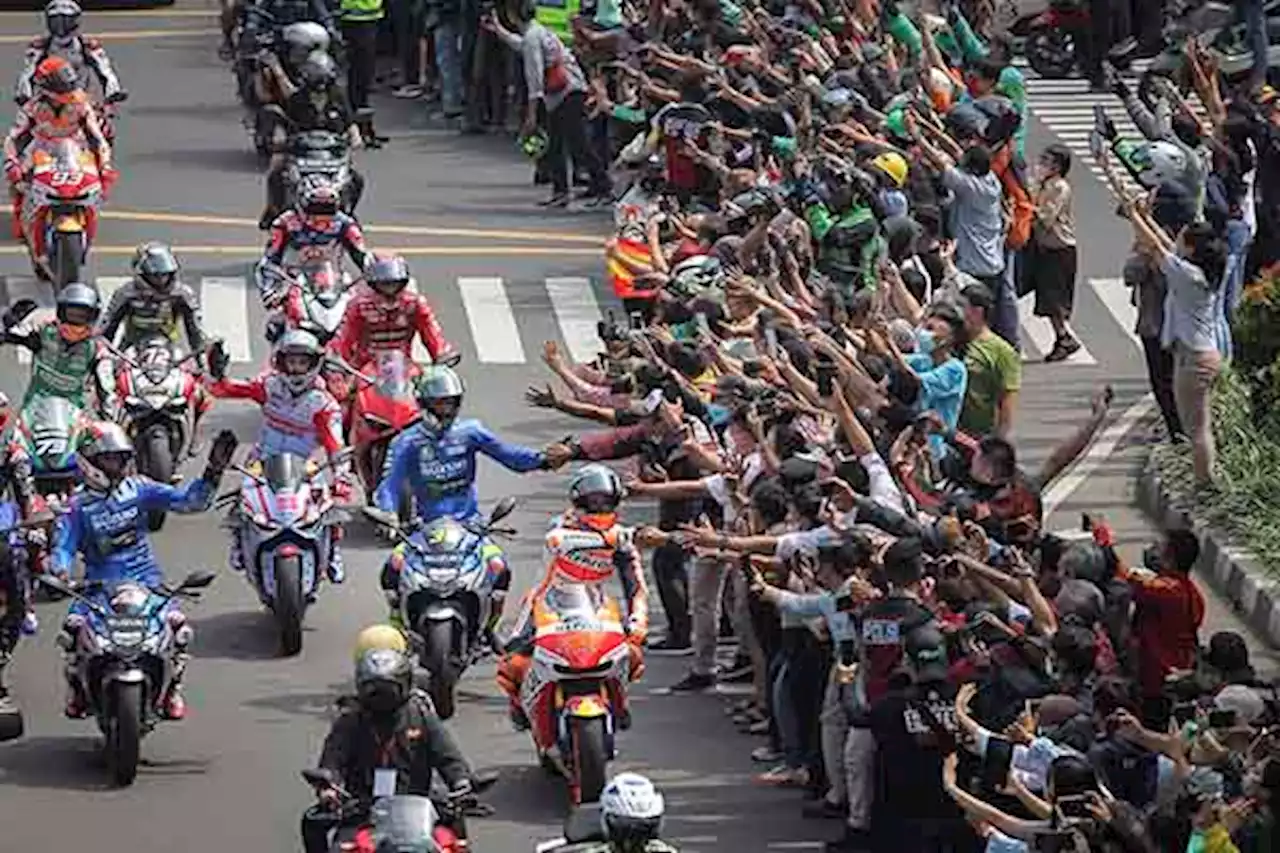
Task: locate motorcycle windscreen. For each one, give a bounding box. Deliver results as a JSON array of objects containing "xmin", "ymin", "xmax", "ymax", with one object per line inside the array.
[
  {"xmin": 263, "ymin": 453, "xmax": 309, "ymax": 491},
  {"xmin": 24, "ymin": 395, "xmax": 80, "ymax": 463},
  {"xmin": 370, "ymin": 795, "xmax": 441, "ymax": 852},
  {"xmin": 373, "ymin": 352, "xmax": 414, "ymax": 402}
]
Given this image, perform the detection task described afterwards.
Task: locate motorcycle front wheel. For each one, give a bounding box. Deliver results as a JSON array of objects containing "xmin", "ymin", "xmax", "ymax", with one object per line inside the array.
[
  {"xmin": 272, "ymin": 553, "xmax": 306, "ymax": 656},
  {"xmin": 568, "ymin": 716, "xmax": 608, "ymax": 804},
  {"xmin": 105, "ymin": 681, "xmax": 143, "ymax": 787},
  {"xmin": 50, "ymin": 230, "xmax": 85, "ymax": 289},
  {"xmin": 422, "ymin": 620, "xmax": 459, "ymax": 720},
  {"xmin": 139, "ymin": 423, "xmax": 175, "ymax": 531}
]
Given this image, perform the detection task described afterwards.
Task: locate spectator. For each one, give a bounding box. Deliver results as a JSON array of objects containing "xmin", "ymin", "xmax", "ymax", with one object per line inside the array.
[
  {"xmin": 957, "ymin": 282, "xmax": 1020, "ymax": 440},
  {"xmin": 1028, "ymin": 144, "xmax": 1081, "ymax": 362}
]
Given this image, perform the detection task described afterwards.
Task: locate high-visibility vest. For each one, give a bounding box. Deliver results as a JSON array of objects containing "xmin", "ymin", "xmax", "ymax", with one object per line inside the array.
[
  {"xmin": 341, "ymin": 0, "xmax": 384, "ymax": 22},
  {"xmin": 535, "ymin": 0, "xmax": 579, "ymax": 44}
]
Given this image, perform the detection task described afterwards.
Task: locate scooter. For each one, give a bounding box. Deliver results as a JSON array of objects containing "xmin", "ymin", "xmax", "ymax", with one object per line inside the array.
[
  {"xmin": 39, "ymin": 570, "xmax": 216, "ymax": 787},
  {"xmin": 362, "ymin": 498, "xmax": 516, "ymax": 720},
  {"xmin": 112, "ymin": 335, "xmax": 205, "ymax": 531},
  {"xmin": 217, "ymin": 451, "xmax": 348, "ymax": 656}
]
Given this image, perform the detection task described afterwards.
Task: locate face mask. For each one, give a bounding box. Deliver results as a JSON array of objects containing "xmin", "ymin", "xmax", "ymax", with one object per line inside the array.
[
  {"xmin": 58, "ymin": 322, "xmax": 91, "ymax": 343},
  {"xmin": 914, "ymin": 328, "xmax": 935, "ymax": 355}
]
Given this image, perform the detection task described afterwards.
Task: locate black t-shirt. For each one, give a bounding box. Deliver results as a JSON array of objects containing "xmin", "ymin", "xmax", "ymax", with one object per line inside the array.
[{"xmin": 868, "ymin": 685, "xmax": 967, "ymax": 828}]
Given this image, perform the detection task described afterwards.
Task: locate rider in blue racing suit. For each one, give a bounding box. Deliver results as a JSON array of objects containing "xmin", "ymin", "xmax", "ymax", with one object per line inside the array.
[
  {"xmin": 52, "ymin": 422, "xmax": 238, "ymax": 720},
  {"xmin": 373, "ymin": 365, "xmax": 571, "ymax": 645}
]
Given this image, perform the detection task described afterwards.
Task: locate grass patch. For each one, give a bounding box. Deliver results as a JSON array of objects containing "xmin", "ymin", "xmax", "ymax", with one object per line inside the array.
[{"xmin": 1150, "ymin": 370, "xmax": 1280, "ymax": 572}]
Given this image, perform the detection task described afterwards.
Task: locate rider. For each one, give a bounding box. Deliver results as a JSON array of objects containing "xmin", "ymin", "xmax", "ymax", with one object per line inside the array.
[
  {"xmin": 205, "ymin": 329, "xmax": 352, "ymax": 583},
  {"xmin": 52, "ymin": 423, "xmax": 238, "ymax": 720},
  {"xmin": 373, "ymin": 366, "xmax": 571, "ymax": 645},
  {"xmin": 0, "ymin": 283, "xmax": 117, "ymax": 415},
  {"xmin": 259, "ymin": 50, "xmax": 365, "ymax": 229},
  {"xmin": 255, "ymin": 174, "xmax": 371, "ymax": 299},
  {"xmin": 98, "ymin": 242, "xmax": 214, "ymax": 445},
  {"xmin": 301, "ymin": 634, "xmax": 473, "ymax": 853},
  {"xmin": 16, "ymin": 1, "xmax": 126, "ymax": 108},
  {"xmin": 335, "ymin": 254, "xmax": 457, "ymax": 371},
  {"xmin": 495, "ymin": 466, "xmax": 649, "ymax": 730},
  {"xmin": 0, "ymin": 392, "xmax": 44, "ymax": 638},
  {"xmin": 3, "ymin": 57, "xmax": 115, "ymax": 273}
]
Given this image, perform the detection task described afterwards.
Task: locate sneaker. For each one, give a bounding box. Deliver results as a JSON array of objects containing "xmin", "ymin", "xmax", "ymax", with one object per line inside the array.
[
  {"xmin": 803, "ymin": 798, "xmax": 846, "ymax": 819},
  {"xmin": 751, "ymin": 745, "xmax": 783, "ymax": 763},
  {"xmin": 725, "ymin": 698, "xmax": 753, "ymax": 715},
  {"xmin": 1044, "ymin": 336, "xmax": 1082, "ymax": 363},
  {"xmin": 647, "ymin": 638, "xmax": 693, "ymax": 656},
  {"xmin": 755, "ymin": 764, "xmax": 810, "ymax": 786},
  {"xmin": 327, "ymin": 558, "xmax": 345, "ymax": 584},
  {"xmin": 20, "ymin": 610, "xmax": 37, "ymax": 636},
  {"xmin": 720, "ymin": 661, "xmax": 752, "ymax": 683},
  {"xmin": 162, "ymin": 688, "xmax": 187, "ymax": 721},
  {"xmin": 825, "ymin": 828, "xmax": 873, "ymax": 852},
  {"xmin": 64, "ymin": 690, "xmax": 87, "ymax": 719},
  {"xmin": 392, "ymin": 84, "xmax": 424, "ymax": 99},
  {"xmin": 668, "ymin": 672, "xmax": 714, "ymax": 692},
  {"xmin": 746, "ymin": 718, "xmax": 770, "ymax": 735},
  {"xmin": 538, "ymin": 193, "xmax": 570, "ymax": 209}
]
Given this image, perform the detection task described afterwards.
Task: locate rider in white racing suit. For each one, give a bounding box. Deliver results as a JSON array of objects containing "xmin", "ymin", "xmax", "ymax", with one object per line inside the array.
[
  {"xmin": 16, "ymin": 0, "xmax": 125, "ymax": 108},
  {"xmin": 203, "ymin": 329, "xmax": 352, "ymax": 582}
]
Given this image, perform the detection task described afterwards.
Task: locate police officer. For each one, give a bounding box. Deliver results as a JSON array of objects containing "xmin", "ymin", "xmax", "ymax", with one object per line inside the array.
[{"xmin": 339, "ymin": 0, "xmax": 386, "ymax": 146}]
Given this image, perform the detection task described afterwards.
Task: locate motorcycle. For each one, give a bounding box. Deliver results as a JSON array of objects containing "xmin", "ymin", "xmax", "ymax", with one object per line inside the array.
[
  {"xmin": 217, "ymin": 451, "xmax": 348, "ymax": 656},
  {"xmin": 261, "ymin": 103, "xmax": 359, "ymax": 216},
  {"xmin": 111, "ymin": 334, "xmax": 205, "ymax": 532},
  {"xmin": 1116, "ymin": 0, "xmax": 1280, "ymax": 92},
  {"xmin": 301, "ymin": 768, "xmax": 480, "ymax": 853},
  {"xmin": 0, "ymin": 501, "xmax": 53, "ymax": 743},
  {"xmin": 19, "ymin": 137, "xmax": 104, "ymax": 286},
  {"xmin": 15, "ymin": 393, "xmax": 90, "ymax": 505},
  {"xmin": 38, "ymin": 570, "xmax": 216, "ymax": 786},
  {"xmin": 1010, "ymin": 0, "xmax": 1091, "ymax": 78},
  {"xmin": 362, "ymin": 498, "xmax": 517, "ymax": 720},
  {"xmin": 519, "ymin": 582, "xmax": 634, "ymax": 804},
  {"xmin": 262, "ymin": 259, "xmax": 355, "ymax": 348},
  {"xmin": 348, "ymin": 351, "xmax": 421, "ymax": 517}
]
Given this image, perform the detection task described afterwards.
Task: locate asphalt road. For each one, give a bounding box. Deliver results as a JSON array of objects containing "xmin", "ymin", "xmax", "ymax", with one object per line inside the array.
[{"xmin": 0, "ymin": 5, "xmax": 1275, "ymax": 852}]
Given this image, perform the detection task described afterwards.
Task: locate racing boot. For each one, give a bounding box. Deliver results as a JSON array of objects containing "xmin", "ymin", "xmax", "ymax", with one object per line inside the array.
[
  {"xmin": 327, "ymin": 529, "xmax": 346, "ymax": 584},
  {"xmin": 480, "ymin": 591, "xmax": 506, "ymax": 655},
  {"xmin": 496, "ymin": 653, "xmax": 531, "ymax": 730},
  {"xmin": 227, "ymin": 525, "xmax": 246, "ymax": 574},
  {"xmin": 160, "ymin": 611, "xmax": 193, "ymax": 720},
  {"xmin": 57, "ymin": 615, "xmax": 88, "ymax": 718}
]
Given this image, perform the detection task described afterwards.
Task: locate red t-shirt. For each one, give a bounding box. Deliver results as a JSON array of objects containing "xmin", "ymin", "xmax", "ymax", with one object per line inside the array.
[{"xmin": 1129, "ymin": 572, "xmax": 1204, "ymax": 697}]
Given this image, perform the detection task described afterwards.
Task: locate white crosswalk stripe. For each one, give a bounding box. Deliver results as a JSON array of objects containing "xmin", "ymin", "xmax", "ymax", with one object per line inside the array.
[
  {"xmin": 0, "ymin": 274, "xmax": 617, "ymax": 369},
  {"xmin": 1017, "ymin": 292, "xmax": 1097, "ymax": 364}
]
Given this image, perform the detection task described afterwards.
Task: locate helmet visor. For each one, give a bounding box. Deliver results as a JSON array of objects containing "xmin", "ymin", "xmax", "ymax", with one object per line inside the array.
[
  {"xmin": 280, "ymin": 352, "xmax": 319, "ymax": 375},
  {"xmin": 47, "ymin": 14, "xmax": 78, "ymax": 37}
]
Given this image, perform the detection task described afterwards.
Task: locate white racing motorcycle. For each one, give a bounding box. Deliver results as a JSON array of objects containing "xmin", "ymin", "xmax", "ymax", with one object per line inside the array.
[{"xmin": 216, "ymin": 451, "xmax": 348, "ymax": 656}]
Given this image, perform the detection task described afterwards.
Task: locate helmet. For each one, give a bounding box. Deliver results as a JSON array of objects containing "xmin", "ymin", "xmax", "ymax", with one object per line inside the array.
[
  {"xmin": 870, "ymin": 151, "xmax": 908, "ymax": 189},
  {"xmin": 272, "ymin": 328, "xmax": 324, "ymax": 394},
  {"xmin": 44, "ymin": 0, "xmax": 80, "ymax": 39},
  {"xmin": 298, "ymin": 50, "xmax": 338, "ymax": 92},
  {"xmin": 368, "ymin": 254, "xmax": 411, "ymax": 301},
  {"xmin": 416, "ymin": 365, "xmax": 464, "ymax": 434},
  {"xmin": 79, "ymin": 421, "xmax": 134, "ymax": 492},
  {"xmin": 298, "ymin": 174, "xmax": 340, "ymax": 217},
  {"xmin": 569, "ymin": 464, "xmax": 624, "ymax": 531},
  {"xmin": 353, "ymin": 624, "xmax": 408, "ymax": 662},
  {"xmin": 600, "ymin": 773, "xmax": 664, "ymax": 848},
  {"xmin": 132, "ymin": 242, "xmax": 179, "ymax": 295},
  {"xmin": 34, "ymin": 56, "xmax": 78, "ymax": 102},
  {"xmin": 944, "ymin": 102, "xmax": 988, "ymax": 143},
  {"xmin": 1132, "ymin": 140, "xmax": 1190, "ymax": 190},
  {"xmin": 354, "ymin": 647, "xmax": 413, "ymax": 715},
  {"xmin": 281, "ymin": 22, "xmax": 331, "ymax": 67},
  {"xmin": 668, "ymin": 255, "xmax": 725, "ymax": 300},
  {"xmin": 519, "ymin": 129, "xmax": 549, "ymax": 160},
  {"xmin": 55, "ymin": 281, "xmax": 100, "ymax": 343}
]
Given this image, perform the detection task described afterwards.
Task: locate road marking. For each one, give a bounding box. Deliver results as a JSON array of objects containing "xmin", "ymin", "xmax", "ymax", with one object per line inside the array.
[
  {"xmin": 458, "ymin": 277, "xmax": 525, "ymax": 364},
  {"xmin": 0, "ymin": 29, "xmax": 221, "ymax": 44},
  {"xmin": 1089, "ymin": 277, "xmax": 1143, "ymax": 356},
  {"xmin": 1043, "ymin": 395, "xmax": 1156, "ymax": 517},
  {"xmin": 0, "ymin": 9, "xmax": 219, "ymax": 16},
  {"xmin": 1017, "ymin": 293, "xmax": 1096, "ymax": 365},
  {"xmin": 546, "ymin": 276, "xmax": 603, "ymax": 363},
  {"xmin": 201, "ymin": 277, "xmax": 252, "ymax": 363},
  {"xmin": 0, "ymin": 244, "xmax": 600, "ymax": 257},
  {"xmin": 96, "ymin": 208, "xmax": 603, "ymax": 245}
]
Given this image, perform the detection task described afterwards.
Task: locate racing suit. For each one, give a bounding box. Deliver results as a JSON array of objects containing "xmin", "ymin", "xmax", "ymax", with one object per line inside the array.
[
  {"xmin": 255, "ymin": 209, "xmax": 371, "ymax": 301},
  {"xmin": 0, "ymin": 319, "xmax": 116, "ymax": 414},
  {"xmin": 205, "ymin": 371, "xmax": 349, "ymax": 580},
  {"xmin": 15, "ymin": 35, "xmax": 124, "ymax": 106},
  {"xmin": 99, "ymin": 278, "xmax": 213, "ymax": 444},
  {"xmin": 0, "ymin": 429, "xmax": 43, "ymax": 650},
  {"xmin": 335, "ymin": 283, "xmax": 456, "ymax": 370},
  {"xmin": 2, "ymin": 92, "xmax": 113, "ymax": 260},
  {"xmin": 373, "ymin": 420, "xmax": 552, "ymax": 640},
  {"xmin": 52, "ymin": 474, "xmax": 218, "ymax": 717},
  {"xmin": 301, "ymin": 688, "xmax": 471, "ymax": 853},
  {"xmin": 496, "ymin": 510, "xmax": 649, "ymax": 728}
]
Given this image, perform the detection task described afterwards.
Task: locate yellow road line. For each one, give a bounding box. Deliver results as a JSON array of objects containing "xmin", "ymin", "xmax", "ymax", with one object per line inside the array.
[
  {"xmin": 0, "ymin": 8, "xmax": 219, "ymax": 17},
  {"xmin": 102, "ymin": 208, "xmax": 604, "ymax": 244},
  {"xmin": 0, "ymin": 244, "xmax": 598, "ymax": 257},
  {"xmin": 0, "ymin": 28, "xmax": 220, "ymax": 44}
]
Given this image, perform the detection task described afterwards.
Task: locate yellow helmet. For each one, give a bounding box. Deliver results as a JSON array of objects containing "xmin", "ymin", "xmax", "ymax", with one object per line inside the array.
[
  {"xmin": 353, "ymin": 624, "xmax": 407, "ymax": 662},
  {"xmin": 871, "ymin": 151, "xmax": 909, "ymax": 189}
]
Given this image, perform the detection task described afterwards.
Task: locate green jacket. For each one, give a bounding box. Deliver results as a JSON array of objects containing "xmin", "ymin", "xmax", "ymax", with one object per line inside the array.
[
  {"xmin": 341, "ymin": 0, "xmax": 384, "ymax": 22},
  {"xmin": 2, "ymin": 322, "xmax": 106, "ymax": 409},
  {"xmin": 805, "ymin": 202, "xmax": 885, "ymax": 295}
]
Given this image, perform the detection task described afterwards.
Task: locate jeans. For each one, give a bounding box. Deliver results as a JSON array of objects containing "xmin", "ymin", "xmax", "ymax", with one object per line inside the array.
[
  {"xmin": 651, "ymin": 540, "xmax": 691, "ymax": 646},
  {"xmin": 1142, "ymin": 335, "xmax": 1184, "ymax": 439},
  {"xmin": 844, "ymin": 727, "xmax": 876, "ymax": 829},
  {"xmin": 433, "ymin": 16, "xmax": 463, "ymax": 115},
  {"xmin": 820, "ymin": 669, "xmax": 849, "ymax": 804},
  {"xmin": 771, "ymin": 653, "xmax": 803, "ymax": 767},
  {"xmin": 993, "ymin": 249, "xmax": 1021, "ymax": 351},
  {"xmin": 545, "ymin": 91, "xmax": 610, "ymax": 197},
  {"xmin": 391, "ymin": 0, "xmax": 424, "ymax": 85},
  {"xmin": 1218, "ymin": 218, "xmax": 1251, "ymax": 357}
]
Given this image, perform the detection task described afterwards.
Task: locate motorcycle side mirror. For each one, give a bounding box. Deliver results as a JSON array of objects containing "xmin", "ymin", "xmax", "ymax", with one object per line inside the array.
[
  {"xmin": 179, "ymin": 570, "xmax": 217, "ymax": 591},
  {"xmin": 301, "ymin": 768, "xmax": 339, "ymax": 788},
  {"xmin": 488, "ymin": 498, "xmax": 517, "ymax": 525},
  {"xmin": 3, "ymin": 298, "xmax": 38, "ymax": 328},
  {"xmin": 106, "ymin": 91, "xmax": 129, "ymax": 105},
  {"xmin": 437, "ymin": 351, "xmax": 462, "ymax": 368}
]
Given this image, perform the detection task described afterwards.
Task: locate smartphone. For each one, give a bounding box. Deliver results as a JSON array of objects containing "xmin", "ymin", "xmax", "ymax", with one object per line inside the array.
[
  {"xmin": 764, "ymin": 326, "xmax": 779, "ymax": 357},
  {"xmin": 834, "ymin": 593, "xmax": 855, "ymax": 612},
  {"xmin": 1173, "ymin": 703, "xmax": 1198, "ymax": 725},
  {"xmin": 629, "ymin": 311, "xmax": 645, "ymax": 331},
  {"xmin": 1209, "ymin": 709, "xmax": 1238, "ymax": 729},
  {"xmin": 1055, "ymin": 794, "xmax": 1091, "ymax": 820},
  {"xmin": 815, "ymin": 360, "xmax": 837, "ymax": 397}
]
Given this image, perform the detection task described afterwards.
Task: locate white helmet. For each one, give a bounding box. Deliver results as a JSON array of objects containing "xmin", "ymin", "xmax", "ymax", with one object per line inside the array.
[
  {"xmin": 281, "ymin": 22, "xmax": 331, "ymax": 67},
  {"xmin": 273, "ymin": 328, "xmax": 324, "ymax": 394},
  {"xmin": 668, "ymin": 255, "xmax": 725, "ymax": 299},
  {"xmin": 600, "ymin": 773, "xmax": 664, "ymax": 846},
  {"xmin": 1133, "ymin": 140, "xmax": 1189, "ymax": 190}
]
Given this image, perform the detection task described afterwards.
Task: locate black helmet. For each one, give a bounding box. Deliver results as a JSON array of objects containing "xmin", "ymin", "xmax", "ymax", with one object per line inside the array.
[
  {"xmin": 56, "ymin": 281, "xmax": 100, "ymax": 326},
  {"xmin": 132, "ymin": 242, "xmax": 179, "ymax": 295},
  {"xmin": 569, "ymin": 464, "xmax": 623, "ymax": 530},
  {"xmin": 355, "ymin": 648, "xmax": 413, "ymax": 715},
  {"xmin": 368, "ymin": 254, "xmax": 411, "ymax": 300},
  {"xmin": 416, "ymin": 366, "xmax": 465, "ymax": 433}
]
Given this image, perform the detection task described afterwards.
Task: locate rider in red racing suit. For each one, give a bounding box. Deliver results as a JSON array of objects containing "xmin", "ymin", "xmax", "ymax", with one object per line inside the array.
[
  {"xmin": 3, "ymin": 56, "xmax": 114, "ymax": 267},
  {"xmin": 255, "ymin": 174, "xmax": 371, "ymax": 304},
  {"xmin": 335, "ymin": 253, "xmax": 458, "ymax": 370}
]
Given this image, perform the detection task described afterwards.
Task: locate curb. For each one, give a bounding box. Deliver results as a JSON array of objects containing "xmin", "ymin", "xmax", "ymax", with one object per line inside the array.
[{"xmin": 1137, "ymin": 454, "xmax": 1280, "ymax": 649}]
